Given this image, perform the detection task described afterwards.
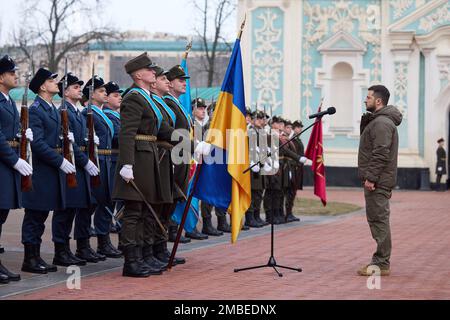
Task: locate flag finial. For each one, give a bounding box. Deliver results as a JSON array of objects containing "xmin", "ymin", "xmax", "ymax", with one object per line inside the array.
[{"xmin": 238, "ymin": 13, "xmax": 247, "ymax": 40}]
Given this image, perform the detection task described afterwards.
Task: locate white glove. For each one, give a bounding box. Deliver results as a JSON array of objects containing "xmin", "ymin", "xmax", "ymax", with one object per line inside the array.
[
  {"xmin": 13, "ymin": 158, "xmax": 33, "ymax": 176},
  {"xmin": 263, "ymin": 158, "xmax": 273, "ymax": 173},
  {"xmin": 437, "ymin": 166, "xmax": 442, "ymax": 172},
  {"xmin": 60, "ymin": 158, "xmax": 76, "ymax": 174},
  {"xmin": 250, "ymin": 162, "xmax": 260, "ymax": 173},
  {"xmin": 94, "ymin": 135, "xmax": 100, "ymax": 146},
  {"xmin": 194, "ymin": 141, "xmax": 212, "ymax": 156},
  {"xmin": 25, "ymin": 128, "xmax": 33, "ymax": 142},
  {"xmin": 84, "ymin": 160, "xmax": 99, "ymax": 176},
  {"xmin": 299, "ymin": 156, "xmax": 308, "ymax": 164},
  {"xmin": 305, "ymin": 159, "xmax": 313, "ymax": 166},
  {"xmin": 67, "ymin": 132, "xmax": 75, "ymax": 144},
  {"xmin": 120, "ymin": 164, "xmax": 134, "ymax": 183},
  {"xmin": 273, "ymin": 158, "xmax": 280, "ymax": 170}
]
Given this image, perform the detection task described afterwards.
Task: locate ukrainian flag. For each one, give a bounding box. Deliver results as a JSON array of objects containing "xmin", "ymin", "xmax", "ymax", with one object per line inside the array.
[{"xmin": 193, "ymin": 38, "xmax": 251, "ymax": 243}]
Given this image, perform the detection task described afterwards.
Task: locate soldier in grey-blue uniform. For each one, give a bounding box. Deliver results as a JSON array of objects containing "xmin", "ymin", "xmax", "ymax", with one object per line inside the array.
[
  {"xmin": 0, "ymin": 55, "xmax": 33, "ymax": 282},
  {"xmin": 22, "ymin": 68, "xmax": 77, "ymax": 274}
]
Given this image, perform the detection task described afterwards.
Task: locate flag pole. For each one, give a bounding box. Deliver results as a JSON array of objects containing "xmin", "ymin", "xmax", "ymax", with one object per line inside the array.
[{"xmin": 168, "ymin": 15, "xmax": 247, "ymax": 270}]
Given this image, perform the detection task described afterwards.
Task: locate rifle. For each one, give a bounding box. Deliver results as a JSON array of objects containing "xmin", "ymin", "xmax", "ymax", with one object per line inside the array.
[
  {"xmin": 86, "ymin": 63, "xmax": 101, "ymax": 187},
  {"xmin": 61, "ymin": 58, "xmax": 77, "ymax": 188},
  {"xmin": 20, "ymin": 71, "xmax": 32, "ymax": 192}
]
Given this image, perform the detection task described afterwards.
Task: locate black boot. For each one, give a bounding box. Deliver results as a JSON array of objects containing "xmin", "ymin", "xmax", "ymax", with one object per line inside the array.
[
  {"xmin": 142, "ymin": 245, "xmax": 167, "ymax": 273},
  {"xmin": 64, "ymin": 242, "xmax": 86, "ymax": 266},
  {"xmin": 245, "ymin": 212, "xmax": 262, "ymax": 228},
  {"xmin": 0, "ymin": 244, "xmax": 4, "ymax": 254},
  {"xmin": 75, "ymin": 238, "xmax": 99, "ymax": 263},
  {"xmin": 202, "ymin": 217, "xmax": 223, "ymax": 236},
  {"xmin": 254, "ymin": 210, "xmax": 269, "ymax": 226},
  {"xmin": 122, "ymin": 246, "xmax": 152, "ymax": 278},
  {"xmin": 97, "ymin": 234, "xmax": 122, "ymax": 258},
  {"xmin": 168, "ymin": 226, "xmax": 191, "ymax": 243},
  {"xmin": 217, "ymin": 215, "xmax": 231, "ymax": 233},
  {"xmin": 53, "ymin": 242, "xmax": 78, "ymax": 267},
  {"xmin": 0, "ymin": 260, "xmax": 20, "ymax": 281},
  {"xmin": 0, "ymin": 270, "xmax": 8, "ymax": 284},
  {"xmin": 21, "ymin": 244, "xmax": 47, "ymax": 274},
  {"xmin": 153, "ymin": 242, "xmax": 186, "ymax": 265},
  {"xmin": 285, "ymin": 212, "xmax": 300, "ymax": 223},
  {"xmin": 185, "ymin": 227, "xmax": 209, "ymax": 240},
  {"xmin": 35, "ymin": 244, "xmax": 57, "ymax": 272}
]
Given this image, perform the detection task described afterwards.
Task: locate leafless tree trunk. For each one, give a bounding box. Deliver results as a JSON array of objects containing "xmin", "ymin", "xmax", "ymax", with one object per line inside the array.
[
  {"xmin": 12, "ymin": 0, "xmax": 119, "ymax": 72},
  {"xmin": 194, "ymin": 0, "xmax": 235, "ymax": 87}
]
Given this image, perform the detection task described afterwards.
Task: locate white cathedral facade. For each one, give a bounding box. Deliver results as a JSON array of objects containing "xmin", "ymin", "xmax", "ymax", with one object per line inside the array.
[{"xmin": 238, "ymin": 0, "xmax": 450, "ymax": 189}]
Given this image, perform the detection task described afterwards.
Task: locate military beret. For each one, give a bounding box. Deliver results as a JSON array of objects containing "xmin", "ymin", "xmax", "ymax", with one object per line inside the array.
[
  {"xmin": 57, "ymin": 73, "xmax": 84, "ymax": 97},
  {"xmin": 0, "ymin": 55, "xmax": 18, "ymax": 74},
  {"xmin": 437, "ymin": 138, "xmax": 444, "ymax": 143},
  {"xmin": 29, "ymin": 68, "xmax": 58, "ymax": 94},
  {"xmin": 104, "ymin": 81, "xmax": 123, "ymax": 96},
  {"xmin": 192, "ymin": 98, "xmax": 206, "ymax": 108},
  {"xmin": 166, "ymin": 65, "xmax": 190, "ymax": 81},
  {"xmin": 153, "ymin": 66, "xmax": 169, "ymax": 78},
  {"xmin": 124, "ymin": 52, "xmax": 157, "ymax": 74},
  {"xmin": 82, "ymin": 75, "xmax": 106, "ymax": 98}
]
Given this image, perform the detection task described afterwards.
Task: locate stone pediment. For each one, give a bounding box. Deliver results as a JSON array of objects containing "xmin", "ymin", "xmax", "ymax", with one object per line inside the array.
[{"xmin": 317, "ymin": 31, "xmax": 366, "ymax": 54}]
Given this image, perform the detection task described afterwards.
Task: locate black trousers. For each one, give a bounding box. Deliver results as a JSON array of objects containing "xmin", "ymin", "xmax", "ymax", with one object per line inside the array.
[{"xmin": 120, "ymin": 200, "xmax": 156, "ymax": 248}]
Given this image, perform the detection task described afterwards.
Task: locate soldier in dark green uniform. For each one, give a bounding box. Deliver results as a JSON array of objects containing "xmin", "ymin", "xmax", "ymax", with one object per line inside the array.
[{"xmin": 435, "ymin": 138, "xmax": 447, "ymax": 191}]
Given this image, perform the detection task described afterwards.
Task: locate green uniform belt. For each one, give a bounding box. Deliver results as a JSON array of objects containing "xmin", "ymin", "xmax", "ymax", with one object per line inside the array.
[
  {"xmin": 135, "ymin": 134, "xmax": 157, "ymax": 142},
  {"xmin": 97, "ymin": 149, "xmax": 119, "ymax": 155}
]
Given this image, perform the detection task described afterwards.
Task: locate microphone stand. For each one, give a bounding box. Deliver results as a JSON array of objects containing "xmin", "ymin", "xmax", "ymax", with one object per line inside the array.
[{"xmin": 235, "ymin": 115, "xmax": 326, "ymax": 277}]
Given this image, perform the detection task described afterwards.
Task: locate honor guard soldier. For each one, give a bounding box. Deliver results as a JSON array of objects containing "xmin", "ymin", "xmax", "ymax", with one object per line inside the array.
[
  {"xmin": 21, "ymin": 68, "xmax": 76, "ymax": 273},
  {"xmin": 435, "ymin": 138, "xmax": 447, "ymax": 191},
  {"xmin": 0, "ymin": 55, "xmax": 33, "ymax": 282},
  {"xmin": 103, "ymin": 81, "xmax": 123, "ymax": 232},
  {"xmin": 52, "ymin": 73, "xmax": 100, "ymax": 266},
  {"xmin": 150, "ymin": 66, "xmax": 186, "ymax": 268},
  {"xmin": 80, "ymin": 76, "xmax": 122, "ymax": 259}
]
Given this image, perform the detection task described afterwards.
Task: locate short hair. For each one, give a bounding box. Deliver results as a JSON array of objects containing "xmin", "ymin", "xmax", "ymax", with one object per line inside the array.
[{"xmin": 368, "ymin": 85, "xmax": 390, "ymax": 106}]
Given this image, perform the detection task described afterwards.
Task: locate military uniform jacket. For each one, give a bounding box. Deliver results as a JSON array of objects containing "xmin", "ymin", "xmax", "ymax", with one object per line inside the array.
[
  {"xmin": 279, "ymin": 135, "xmax": 299, "ymax": 189},
  {"xmin": 60, "ymin": 101, "xmax": 91, "ymax": 208},
  {"xmin": 22, "ymin": 96, "xmax": 66, "ymax": 211},
  {"xmin": 0, "ymin": 93, "xmax": 21, "ymax": 209},
  {"xmin": 103, "ymin": 105, "xmax": 121, "ymax": 189},
  {"xmin": 82, "ymin": 105, "xmax": 113, "ymax": 205},
  {"xmin": 112, "ymin": 85, "xmax": 175, "ymax": 204},
  {"xmin": 292, "ymin": 136, "xmax": 305, "ymax": 190},
  {"xmin": 164, "ymin": 95, "xmax": 192, "ymax": 200},
  {"xmin": 248, "ymin": 125, "xmax": 264, "ymax": 191},
  {"xmin": 436, "ymin": 146, "xmax": 447, "ymax": 175}
]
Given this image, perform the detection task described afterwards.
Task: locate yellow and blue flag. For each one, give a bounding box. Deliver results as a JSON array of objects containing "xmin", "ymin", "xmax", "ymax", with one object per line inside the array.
[{"xmin": 193, "ymin": 38, "xmax": 251, "ymax": 243}]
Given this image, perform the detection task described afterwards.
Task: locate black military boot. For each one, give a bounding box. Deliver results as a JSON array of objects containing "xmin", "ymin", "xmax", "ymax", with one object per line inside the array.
[
  {"xmin": 185, "ymin": 227, "xmax": 209, "ymax": 240},
  {"xmin": 142, "ymin": 245, "xmax": 167, "ymax": 273},
  {"xmin": 0, "ymin": 269, "xmax": 8, "ymax": 284},
  {"xmin": 285, "ymin": 212, "xmax": 300, "ymax": 223},
  {"xmin": 21, "ymin": 244, "xmax": 47, "ymax": 274},
  {"xmin": 245, "ymin": 212, "xmax": 262, "ymax": 228},
  {"xmin": 75, "ymin": 238, "xmax": 99, "ymax": 263},
  {"xmin": 122, "ymin": 246, "xmax": 151, "ymax": 278},
  {"xmin": 53, "ymin": 242, "xmax": 77, "ymax": 267},
  {"xmin": 0, "ymin": 244, "xmax": 4, "ymax": 254},
  {"xmin": 254, "ymin": 210, "xmax": 269, "ymax": 226},
  {"xmin": 168, "ymin": 225, "xmax": 191, "ymax": 243},
  {"xmin": 153, "ymin": 242, "xmax": 186, "ymax": 265},
  {"xmin": 0, "ymin": 260, "xmax": 20, "ymax": 281},
  {"xmin": 97, "ymin": 234, "xmax": 122, "ymax": 258},
  {"xmin": 202, "ymin": 217, "xmax": 223, "ymax": 236},
  {"xmin": 64, "ymin": 242, "xmax": 86, "ymax": 266},
  {"xmin": 217, "ymin": 215, "xmax": 231, "ymax": 233},
  {"xmin": 35, "ymin": 244, "xmax": 57, "ymax": 272},
  {"xmin": 273, "ymin": 209, "xmax": 284, "ymax": 225}
]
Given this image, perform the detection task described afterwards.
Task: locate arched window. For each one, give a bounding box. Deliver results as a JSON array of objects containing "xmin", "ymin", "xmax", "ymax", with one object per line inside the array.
[{"xmin": 330, "ymin": 62, "xmax": 354, "ymax": 131}]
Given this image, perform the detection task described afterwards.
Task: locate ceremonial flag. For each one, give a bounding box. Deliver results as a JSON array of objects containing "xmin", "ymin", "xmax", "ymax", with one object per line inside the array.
[
  {"xmin": 304, "ymin": 109, "xmax": 327, "ymax": 206},
  {"xmin": 179, "ymin": 56, "xmax": 192, "ymax": 116},
  {"xmin": 193, "ymin": 38, "xmax": 251, "ymax": 243}
]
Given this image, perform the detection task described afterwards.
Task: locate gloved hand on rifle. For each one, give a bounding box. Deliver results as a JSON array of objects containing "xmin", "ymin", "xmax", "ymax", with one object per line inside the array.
[
  {"xmin": 67, "ymin": 132, "xmax": 75, "ymax": 144},
  {"xmin": 25, "ymin": 128, "xmax": 33, "ymax": 142},
  {"xmin": 60, "ymin": 158, "xmax": 76, "ymax": 174},
  {"xmin": 94, "ymin": 135, "xmax": 100, "ymax": 146},
  {"xmin": 84, "ymin": 160, "xmax": 99, "ymax": 176},
  {"xmin": 120, "ymin": 164, "xmax": 134, "ymax": 183},
  {"xmin": 13, "ymin": 158, "xmax": 33, "ymax": 176},
  {"xmin": 250, "ymin": 161, "xmax": 260, "ymax": 173}
]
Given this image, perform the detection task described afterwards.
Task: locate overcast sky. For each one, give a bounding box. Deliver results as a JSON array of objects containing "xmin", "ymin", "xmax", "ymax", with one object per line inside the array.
[{"xmin": 0, "ymin": 0, "xmax": 237, "ymax": 45}]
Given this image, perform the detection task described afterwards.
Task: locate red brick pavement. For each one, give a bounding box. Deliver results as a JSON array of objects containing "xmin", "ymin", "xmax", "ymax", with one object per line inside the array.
[{"xmin": 7, "ymin": 188, "xmax": 450, "ymax": 300}]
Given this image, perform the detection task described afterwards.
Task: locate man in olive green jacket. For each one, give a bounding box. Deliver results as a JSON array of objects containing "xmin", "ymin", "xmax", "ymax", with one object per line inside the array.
[{"xmin": 357, "ymin": 85, "xmax": 402, "ymax": 277}]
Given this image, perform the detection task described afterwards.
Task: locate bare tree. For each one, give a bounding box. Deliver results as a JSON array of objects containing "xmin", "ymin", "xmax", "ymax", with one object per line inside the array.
[
  {"xmin": 13, "ymin": 0, "xmax": 119, "ymax": 72},
  {"xmin": 194, "ymin": 0, "xmax": 235, "ymax": 87}
]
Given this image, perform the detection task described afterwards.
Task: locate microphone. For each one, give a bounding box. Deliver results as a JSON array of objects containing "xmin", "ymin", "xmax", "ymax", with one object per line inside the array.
[{"xmin": 308, "ymin": 107, "xmax": 336, "ymax": 119}]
